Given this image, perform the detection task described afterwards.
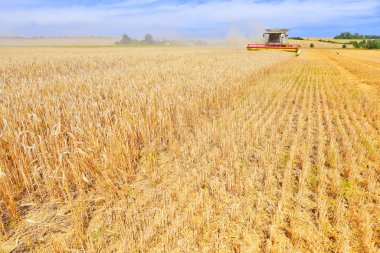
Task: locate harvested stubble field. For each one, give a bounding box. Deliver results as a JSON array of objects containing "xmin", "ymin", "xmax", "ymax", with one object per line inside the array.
[{"xmin": 0, "ymin": 47, "xmax": 379, "ymax": 252}]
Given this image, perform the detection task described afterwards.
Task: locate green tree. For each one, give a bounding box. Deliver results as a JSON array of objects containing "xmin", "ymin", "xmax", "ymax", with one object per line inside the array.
[
  {"xmin": 366, "ymin": 40, "xmax": 380, "ymax": 49},
  {"xmin": 310, "ymin": 43, "xmax": 315, "ymax": 48},
  {"xmin": 116, "ymin": 34, "xmax": 136, "ymax": 45},
  {"xmin": 121, "ymin": 34, "xmax": 133, "ymax": 44},
  {"xmin": 144, "ymin": 34, "xmax": 154, "ymax": 44}
]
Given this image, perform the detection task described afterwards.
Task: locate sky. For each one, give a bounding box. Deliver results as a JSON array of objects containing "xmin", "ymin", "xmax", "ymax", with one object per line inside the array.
[{"xmin": 0, "ymin": 0, "xmax": 379, "ymax": 38}]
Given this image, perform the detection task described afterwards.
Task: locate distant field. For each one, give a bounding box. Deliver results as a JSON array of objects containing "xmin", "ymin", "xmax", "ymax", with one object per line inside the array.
[
  {"xmin": 291, "ymin": 38, "xmax": 353, "ymax": 48},
  {"xmin": 330, "ymin": 39, "xmax": 364, "ymax": 43},
  {"xmin": 0, "ymin": 47, "xmax": 379, "ymax": 252},
  {"xmin": 0, "ymin": 37, "xmax": 118, "ymax": 46},
  {"xmin": 324, "ymin": 49, "xmax": 380, "ymax": 85}
]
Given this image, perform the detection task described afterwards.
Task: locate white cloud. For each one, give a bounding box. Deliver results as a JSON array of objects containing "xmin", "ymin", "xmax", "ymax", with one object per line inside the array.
[{"xmin": 0, "ymin": 0, "xmax": 379, "ymax": 37}]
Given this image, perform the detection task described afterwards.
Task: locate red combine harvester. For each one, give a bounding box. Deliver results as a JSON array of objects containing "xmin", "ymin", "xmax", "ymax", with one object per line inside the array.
[{"xmin": 247, "ymin": 28, "xmax": 300, "ymax": 55}]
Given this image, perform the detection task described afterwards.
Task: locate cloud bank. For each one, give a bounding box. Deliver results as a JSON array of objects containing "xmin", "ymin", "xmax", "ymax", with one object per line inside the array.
[{"xmin": 1, "ymin": 0, "xmax": 379, "ymax": 38}]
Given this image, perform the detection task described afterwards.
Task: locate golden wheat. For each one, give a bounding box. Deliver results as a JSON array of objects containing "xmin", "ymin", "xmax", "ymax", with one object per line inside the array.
[{"xmin": 0, "ymin": 47, "xmax": 379, "ymax": 252}]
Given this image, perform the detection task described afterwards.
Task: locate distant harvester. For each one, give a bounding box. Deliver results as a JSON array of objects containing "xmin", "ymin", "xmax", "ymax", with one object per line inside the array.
[{"xmin": 247, "ymin": 28, "xmax": 301, "ymax": 55}]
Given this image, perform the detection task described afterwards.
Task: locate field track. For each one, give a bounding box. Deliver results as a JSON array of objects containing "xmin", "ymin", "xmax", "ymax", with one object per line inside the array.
[{"xmin": 1, "ymin": 49, "xmax": 379, "ymax": 252}]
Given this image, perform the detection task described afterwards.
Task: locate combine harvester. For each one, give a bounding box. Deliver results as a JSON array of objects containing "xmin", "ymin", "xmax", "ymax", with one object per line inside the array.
[{"xmin": 247, "ymin": 29, "xmax": 301, "ymax": 55}]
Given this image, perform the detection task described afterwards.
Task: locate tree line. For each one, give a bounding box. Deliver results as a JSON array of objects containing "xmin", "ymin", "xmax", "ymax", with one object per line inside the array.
[
  {"xmin": 333, "ymin": 32, "xmax": 380, "ymax": 49},
  {"xmin": 334, "ymin": 32, "xmax": 380, "ymax": 40},
  {"xmin": 116, "ymin": 34, "xmax": 164, "ymax": 45},
  {"xmin": 349, "ymin": 40, "xmax": 380, "ymax": 49}
]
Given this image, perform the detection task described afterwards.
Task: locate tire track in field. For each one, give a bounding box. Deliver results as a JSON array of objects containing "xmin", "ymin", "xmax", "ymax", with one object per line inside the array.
[
  {"xmin": 251, "ymin": 66, "xmax": 307, "ymax": 251},
  {"xmin": 264, "ymin": 63, "xmax": 311, "ymax": 251}
]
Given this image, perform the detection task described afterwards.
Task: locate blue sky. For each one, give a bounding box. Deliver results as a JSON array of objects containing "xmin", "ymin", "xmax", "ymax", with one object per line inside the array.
[{"xmin": 0, "ymin": 0, "xmax": 379, "ymax": 38}]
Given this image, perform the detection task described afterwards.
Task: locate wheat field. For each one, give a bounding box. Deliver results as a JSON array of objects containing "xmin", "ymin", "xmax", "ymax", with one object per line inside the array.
[{"xmin": 0, "ymin": 47, "xmax": 379, "ymax": 252}]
